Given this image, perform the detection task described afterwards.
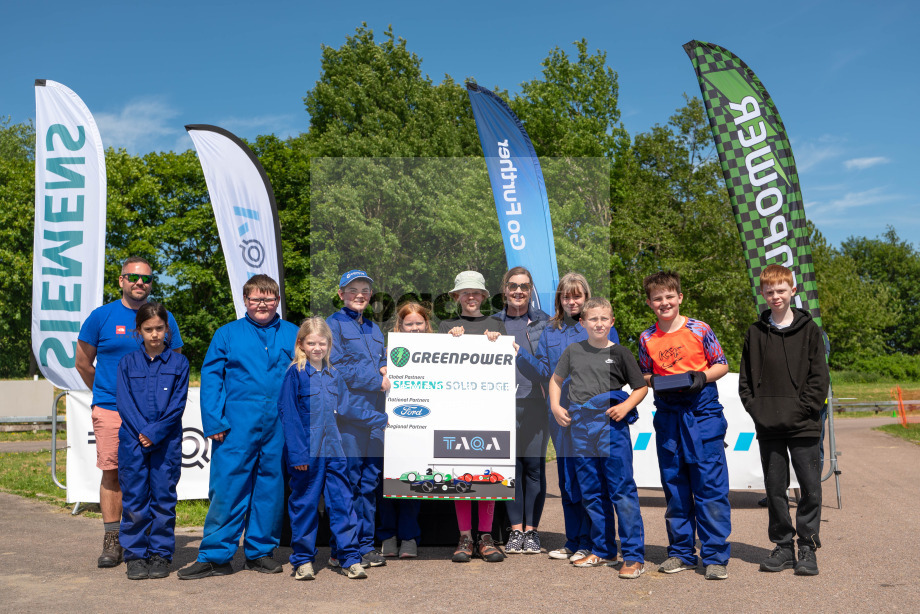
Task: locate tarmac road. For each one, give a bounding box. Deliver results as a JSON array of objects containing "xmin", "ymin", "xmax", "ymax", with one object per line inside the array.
[{"xmin": 1, "ymin": 417, "xmax": 918, "ymax": 613}]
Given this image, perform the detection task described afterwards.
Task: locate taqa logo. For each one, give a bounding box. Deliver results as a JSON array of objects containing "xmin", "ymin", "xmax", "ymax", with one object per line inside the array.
[
  {"xmin": 390, "ymin": 347, "xmax": 410, "ymax": 367},
  {"xmin": 393, "ymin": 404, "xmax": 430, "ymax": 419},
  {"xmin": 433, "ymin": 430, "xmax": 511, "ymax": 459},
  {"xmin": 182, "ymin": 427, "xmax": 211, "ymax": 469},
  {"xmin": 116, "ymin": 326, "xmax": 126, "ymax": 335}
]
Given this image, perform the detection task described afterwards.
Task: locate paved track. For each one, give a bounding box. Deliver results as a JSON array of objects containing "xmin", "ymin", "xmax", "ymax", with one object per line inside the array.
[{"xmin": 1, "ymin": 417, "xmax": 917, "ymax": 613}]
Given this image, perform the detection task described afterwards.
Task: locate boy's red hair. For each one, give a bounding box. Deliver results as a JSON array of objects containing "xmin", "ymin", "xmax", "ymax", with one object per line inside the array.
[{"xmin": 760, "ymin": 264, "xmax": 795, "ymax": 288}]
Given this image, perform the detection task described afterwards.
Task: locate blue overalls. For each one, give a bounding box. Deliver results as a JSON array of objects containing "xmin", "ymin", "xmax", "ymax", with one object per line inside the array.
[
  {"xmin": 278, "ymin": 363, "xmax": 384, "ymax": 570},
  {"xmin": 197, "ymin": 314, "xmax": 299, "ymax": 564},
  {"xmin": 517, "ymin": 321, "xmax": 619, "ymax": 552},
  {"xmin": 115, "ymin": 348, "xmax": 190, "ymax": 562},
  {"xmin": 569, "ymin": 391, "xmax": 644, "ymax": 562},
  {"xmin": 652, "ymin": 384, "xmax": 731, "ymax": 566},
  {"xmin": 327, "ymin": 308, "xmax": 387, "ymax": 555}
]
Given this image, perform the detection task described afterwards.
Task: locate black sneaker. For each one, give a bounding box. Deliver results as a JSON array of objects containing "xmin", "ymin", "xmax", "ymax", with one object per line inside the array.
[
  {"xmin": 794, "ymin": 545, "xmax": 819, "ymax": 576},
  {"xmin": 760, "ymin": 545, "xmax": 795, "ymax": 572},
  {"xmin": 147, "ymin": 554, "xmax": 170, "ymax": 579},
  {"xmin": 98, "ymin": 530, "xmax": 123, "ymax": 568},
  {"xmin": 126, "ymin": 558, "xmax": 149, "ymax": 580},
  {"xmin": 361, "ymin": 550, "xmax": 387, "ymax": 568},
  {"xmin": 504, "ymin": 529, "xmax": 525, "ymax": 554},
  {"xmin": 177, "ymin": 560, "xmax": 234, "ymax": 580},
  {"xmin": 245, "ymin": 556, "xmax": 283, "ymax": 574},
  {"xmin": 522, "ymin": 530, "xmax": 541, "ymax": 554}
]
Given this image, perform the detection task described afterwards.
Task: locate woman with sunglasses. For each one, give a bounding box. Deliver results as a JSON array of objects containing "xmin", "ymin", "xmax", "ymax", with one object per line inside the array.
[{"xmin": 493, "ymin": 266, "xmax": 551, "ymax": 555}]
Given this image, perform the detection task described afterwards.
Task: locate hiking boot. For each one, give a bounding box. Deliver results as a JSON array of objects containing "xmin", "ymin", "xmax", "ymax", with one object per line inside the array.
[
  {"xmin": 569, "ymin": 548, "xmax": 591, "ymax": 562},
  {"xmin": 522, "ymin": 530, "xmax": 541, "ymax": 554},
  {"xmin": 452, "ymin": 535, "xmax": 474, "ymax": 563},
  {"xmin": 794, "ymin": 545, "xmax": 819, "ymax": 576},
  {"xmin": 658, "ymin": 557, "xmax": 696, "ymax": 573},
  {"xmin": 97, "ymin": 530, "xmax": 123, "ymax": 568},
  {"xmin": 477, "ymin": 534, "xmax": 504, "ymax": 562},
  {"xmin": 147, "ymin": 554, "xmax": 170, "ymax": 579},
  {"xmin": 177, "ymin": 560, "xmax": 234, "ymax": 580},
  {"xmin": 573, "ymin": 553, "xmax": 611, "ymax": 567},
  {"xmin": 548, "ymin": 546, "xmax": 574, "ymax": 560},
  {"xmin": 245, "ymin": 556, "xmax": 283, "ymax": 574},
  {"xmin": 619, "ymin": 561, "xmax": 646, "ymax": 579},
  {"xmin": 361, "ymin": 550, "xmax": 387, "ymax": 568},
  {"xmin": 504, "ymin": 529, "xmax": 525, "ymax": 554},
  {"xmin": 398, "ymin": 539, "xmax": 418, "ymax": 559},
  {"xmin": 126, "ymin": 558, "xmax": 149, "ymax": 580},
  {"xmin": 294, "ymin": 562, "xmax": 315, "ymax": 581},
  {"xmin": 345, "ymin": 563, "xmax": 367, "ymax": 579},
  {"xmin": 381, "ymin": 536, "xmax": 398, "ymax": 557},
  {"xmin": 760, "ymin": 545, "xmax": 795, "ymax": 572},
  {"xmin": 704, "ymin": 564, "xmax": 728, "ymax": 580}
]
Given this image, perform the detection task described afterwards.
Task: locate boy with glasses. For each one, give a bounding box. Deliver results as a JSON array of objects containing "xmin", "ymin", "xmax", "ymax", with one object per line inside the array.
[
  {"xmin": 178, "ymin": 275, "xmax": 298, "ymax": 579},
  {"xmin": 76, "ymin": 256, "xmax": 184, "ymax": 569}
]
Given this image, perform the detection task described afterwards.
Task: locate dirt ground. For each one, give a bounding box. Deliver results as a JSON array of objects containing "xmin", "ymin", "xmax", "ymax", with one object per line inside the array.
[{"xmin": 1, "ymin": 417, "xmax": 918, "ymax": 613}]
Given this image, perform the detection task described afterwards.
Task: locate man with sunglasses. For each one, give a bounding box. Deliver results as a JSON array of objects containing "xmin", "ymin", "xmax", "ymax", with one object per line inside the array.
[{"xmin": 76, "ymin": 256, "xmax": 183, "ymax": 569}]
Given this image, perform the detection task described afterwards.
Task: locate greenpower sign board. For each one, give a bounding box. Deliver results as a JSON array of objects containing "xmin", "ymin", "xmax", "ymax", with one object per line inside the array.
[{"xmin": 684, "ymin": 41, "xmax": 822, "ymax": 327}]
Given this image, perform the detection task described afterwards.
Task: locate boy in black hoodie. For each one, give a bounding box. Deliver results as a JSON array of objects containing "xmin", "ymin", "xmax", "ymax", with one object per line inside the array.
[{"xmin": 739, "ymin": 264, "xmax": 829, "ymax": 576}]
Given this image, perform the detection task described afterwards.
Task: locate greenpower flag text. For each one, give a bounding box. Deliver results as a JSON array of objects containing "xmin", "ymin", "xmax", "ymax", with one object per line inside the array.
[{"xmin": 684, "ymin": 40, "xmax": 822, "ymax": 326}]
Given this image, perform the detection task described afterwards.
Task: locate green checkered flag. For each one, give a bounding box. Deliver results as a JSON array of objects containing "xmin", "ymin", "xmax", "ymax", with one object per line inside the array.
[{"xmin": 684, "ymin": 40, "xmax": 822, "ymax": 327}]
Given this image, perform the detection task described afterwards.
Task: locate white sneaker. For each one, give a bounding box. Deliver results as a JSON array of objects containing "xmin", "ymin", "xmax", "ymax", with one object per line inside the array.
[
  {"xmin": 345, "ymin": 563, "xmax": 367, "ymax": 579},
  {"xmin": 569, "ymin": 549, "xmax": 591, "ymax": 562},
  {"xmin": 294, "ymin": 562, "xmax": 315, "ymax": 581},
  {"xmin": 548, "ymin": 547, "xmax": 574, "ymax": 560}
]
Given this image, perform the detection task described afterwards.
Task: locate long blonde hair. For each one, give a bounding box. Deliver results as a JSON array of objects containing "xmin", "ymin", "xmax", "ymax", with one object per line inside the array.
[{"xmin": 293, "ymin": 316, "xmax": 333, "ymax": 371}]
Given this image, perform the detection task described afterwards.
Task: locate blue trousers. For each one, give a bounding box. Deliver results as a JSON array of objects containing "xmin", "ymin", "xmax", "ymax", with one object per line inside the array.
[
  {"xmin": 288, "ymin": 456, "xmax": 362, "ymax": 569},
  {"xmin": 377, "ymin": 498, "xmax": 421, "ymax": 542},
  {"xmin": 570, "ymin": 406, "xmax": 644, "ymax": 562},
  {"xmin": 198, "ymin": 424, "xmax": 285, "ymax": 564},
  {"xmin": 339, "ymin": 423, "xmax": 383, "ymax": 554},
  {"xmin": 653, "ymin": 407, "xmax": 731, "ymax": 566},
  {"xmin": 118, "ymin": 430, "xmax": 182, "ymax": 561}
]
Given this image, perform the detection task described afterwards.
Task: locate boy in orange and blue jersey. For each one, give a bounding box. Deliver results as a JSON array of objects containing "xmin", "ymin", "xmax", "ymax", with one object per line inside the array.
[{"xmin": 637, "ymin": 271, "xmax": 731, "ymax": 581}]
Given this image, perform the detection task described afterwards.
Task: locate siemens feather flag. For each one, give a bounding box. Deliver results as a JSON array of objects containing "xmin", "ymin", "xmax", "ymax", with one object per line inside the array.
[
  {"xmin": 186, "ymin": 125, "xmax": 285, "ymax": 318},
  {"xmin": 33, "ymin": 80, "xmax": 107, "ymax": 391},
  {"xmin": 684, "ymin": 41, "xmax": 822, "ymax": 325},
  {"xmin": 467, "ymin": 83, "xmax": 558, "ymax": 310}
]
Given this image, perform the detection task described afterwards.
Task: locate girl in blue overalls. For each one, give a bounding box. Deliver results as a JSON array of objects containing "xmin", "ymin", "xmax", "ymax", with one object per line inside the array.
[
  {"xmin": 115, "ymin": 302, "xmax": 189, "ymax": 580},
  {"xmin": 515, "ymin": 273, "xmax": 619, "ymax": 562},
  {"xmin": 279, "ymin": 317, "xmax": 384, "ymax": 581}
]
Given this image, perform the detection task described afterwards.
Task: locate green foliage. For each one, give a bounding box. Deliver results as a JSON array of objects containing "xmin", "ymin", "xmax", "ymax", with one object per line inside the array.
[{"xmin": 875, "ymin": 423, "xmax": 920, "ymax": 445}]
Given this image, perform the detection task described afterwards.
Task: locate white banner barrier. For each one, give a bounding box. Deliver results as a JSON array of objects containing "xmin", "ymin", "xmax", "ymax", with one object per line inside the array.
[
  {"xmin": 64, "ymin": 373, "xmax": 780, "ymax": 503},
  {"xmin": 65, "ymin": 389, "xmax": 211, "ymax": 503}
]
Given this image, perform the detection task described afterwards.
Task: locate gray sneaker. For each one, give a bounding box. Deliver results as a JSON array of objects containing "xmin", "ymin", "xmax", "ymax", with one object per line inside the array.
[
  {"xmin": 381, "ymin": 536, "xmax": 398, "ymax": 558},
  {"xmin": 361, "ymin": 550, "xmax": 387, "ymax": 568},
  {"xmin": 658, "ymin": 557, "xmax": 696, "ymax": 573},
  {"xmin": 398, "ymin": 539, "xmax": 418, "ymax": 559},
  {"xmin": 704, "ymin": 564, "xmax": 728, "ymax": 580},
  {"xmin": 522, "ymin": 530, "xmax": 541, "ymax": 554}
]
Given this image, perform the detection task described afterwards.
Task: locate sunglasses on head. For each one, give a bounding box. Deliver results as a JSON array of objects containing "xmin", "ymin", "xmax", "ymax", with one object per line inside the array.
[
  {"xmin": 122, "ymin": 273, "xmax": 153, "ymax": 284},
  {"xmin": 506, "ymin": 282, "xmax": 532, "ymax": 292}
]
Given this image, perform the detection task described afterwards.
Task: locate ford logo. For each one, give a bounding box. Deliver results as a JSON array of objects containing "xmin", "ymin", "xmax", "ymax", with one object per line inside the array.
[{"xmin": 393, "ymin": 404, "xmax": 431, "ymax": 419}]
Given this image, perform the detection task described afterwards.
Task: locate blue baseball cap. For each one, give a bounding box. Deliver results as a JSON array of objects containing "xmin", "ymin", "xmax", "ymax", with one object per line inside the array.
[{"xmin": 339, "ymin": 269, "xmax": 374, "ymax": 287}]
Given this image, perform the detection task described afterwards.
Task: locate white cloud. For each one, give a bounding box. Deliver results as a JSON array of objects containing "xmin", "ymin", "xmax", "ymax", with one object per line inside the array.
[
  {"xmin": 95, "ymin": 97, "xmax": 180, "ymax": 153},
  {"xmin": 216, "ymin": 114, "xmax": 299, "ymax": 140},
  {"xmin": 843, "ymin": 156, "xmax": 890, "ymax": 171},
  {"xmin": 791, "ymin": 135, "xmax": 845, "ymax": 172},
  {"xmin": 810, "ymin": 187, "xmax": 900, "ymax": 219}
]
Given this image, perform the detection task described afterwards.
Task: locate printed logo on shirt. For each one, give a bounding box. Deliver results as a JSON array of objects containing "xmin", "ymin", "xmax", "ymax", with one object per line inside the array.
[
  {"xmin": 658, "ymin": 344, "xmax": 684, "ymax": 370},
  {"xmin": 116, "ymin": 325, "xmax": 126, "ymax": 335},
  {"xmin": 605, "ymin": 359, "xmax": 614, "ymax": 364},
  {"xmin": 390, "ymin": 347, "xmax": 411, "ymax": 367}
]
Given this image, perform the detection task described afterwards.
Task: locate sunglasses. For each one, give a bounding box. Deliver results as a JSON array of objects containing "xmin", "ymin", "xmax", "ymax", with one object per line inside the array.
[
  {"xmin": 122, "ymin": 273, "xmax": 153, "ymax": 284},
  {"xmin": 506, "ymin": 282, "xmax": 532, "ymax": 292}
]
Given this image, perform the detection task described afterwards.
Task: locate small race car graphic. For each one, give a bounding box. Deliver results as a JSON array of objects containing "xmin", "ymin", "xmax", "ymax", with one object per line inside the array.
[
  {"xmin": 399, "ymin": 468, "xmax": 471, "ymax": 494},
  {"xmin": 459, "ymin": 469, "xmax": 504, "ymax": 484}
]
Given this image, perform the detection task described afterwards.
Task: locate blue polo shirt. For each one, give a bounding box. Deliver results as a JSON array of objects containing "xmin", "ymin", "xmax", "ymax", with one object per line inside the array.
[{"xmin": 78, "ymin": 300, "xmax": 183, "ymax": 411}]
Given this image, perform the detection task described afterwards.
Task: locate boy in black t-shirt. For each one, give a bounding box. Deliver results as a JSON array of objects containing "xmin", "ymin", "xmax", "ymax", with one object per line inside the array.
[{"xmin": 549, "ymin": 298, "xmax": 648, "ymax": 578}]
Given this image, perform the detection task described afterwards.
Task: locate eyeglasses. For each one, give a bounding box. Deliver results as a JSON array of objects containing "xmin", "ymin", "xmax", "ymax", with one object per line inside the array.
[
  {"xmin": 122, "ymin": 273, "xmax": 153, "ymax": 284},
  {"xmin": 246, "ymin": 296, "xmax": 278, "ymax": 306},
  {"xmin": 506, "ymin": 282, "xmax": 532, "ymax": 292},
  {"xmin": 343, "ymin": 289, "xmax": 372, "ymax": 297}
]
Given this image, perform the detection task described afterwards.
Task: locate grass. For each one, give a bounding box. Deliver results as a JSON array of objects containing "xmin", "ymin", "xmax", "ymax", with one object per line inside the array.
[
  {"xmin": 0, "ymin": 448, "xmax": 209, "ymax": 526},
  {"xmin": 0, "ymin": 430, "xmax": 66, "ymax": 442},
  {"xmin": 831, "ymin": 378, "xmax": 920, "ymax": 402},
  {"xmin": 874, "ymin": 423, "xmax": 920, "ymax": 445}
]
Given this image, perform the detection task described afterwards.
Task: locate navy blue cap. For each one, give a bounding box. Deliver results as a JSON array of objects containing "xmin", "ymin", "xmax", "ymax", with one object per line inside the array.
[{"xmin": 339, "ymin": 269, "xmax": 374, "ymax": 287}]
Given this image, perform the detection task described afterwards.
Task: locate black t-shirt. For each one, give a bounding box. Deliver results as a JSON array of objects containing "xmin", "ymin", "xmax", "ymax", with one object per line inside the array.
[
  {"xmin": 554, "ymin": 340, "xmax": 646, "ymax": 404},
  {"xmin": 437, "ymin": 315, "xmax": 507, "ymax": 336}
]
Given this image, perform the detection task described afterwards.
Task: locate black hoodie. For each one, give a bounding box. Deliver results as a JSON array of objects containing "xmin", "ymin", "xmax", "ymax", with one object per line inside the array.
[{"xmin": 739, "ymin": 307, "xmax": 830, "ymax": 441}]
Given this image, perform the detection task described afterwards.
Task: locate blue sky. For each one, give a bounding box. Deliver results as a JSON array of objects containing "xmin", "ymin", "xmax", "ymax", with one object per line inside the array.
[{"xmin": 2, "ymin": 0, "xmax": 916, "ymax": 247}]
